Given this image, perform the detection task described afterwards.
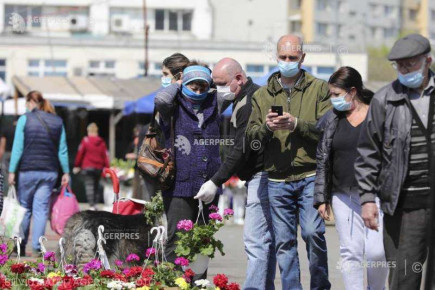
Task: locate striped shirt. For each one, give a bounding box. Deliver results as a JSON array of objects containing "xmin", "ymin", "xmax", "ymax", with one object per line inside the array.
[{"xmin": 399, "ymin": 92, "xmax": 435, "ymax": 209}]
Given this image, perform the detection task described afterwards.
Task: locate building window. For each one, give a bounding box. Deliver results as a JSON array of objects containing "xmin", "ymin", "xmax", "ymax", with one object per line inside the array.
[
  {"xmin": 384, "ymin": 6, "xmax": 394, "ymax": 17},
  {"xmin": 28, "ymin": 59, "xmax": 67, "ymax": 77},
  {"xmin": 316, "ymin": 23, "xmax": 328, "ymax": 36},
  {"xmin": 290, "ymin": 21, "xmax": 302, "ymax": 33},
  {"xmin": 138, "ymin": 62, "xmax": 161, "ymax": 76},
  {"xmin": 88, "ymin": 60, "xmax": 116, "ymax": 77},
  {"xmin": 315, "ymin": 66, "xmax": 335, "ymax": 80},
  {"xmin": 317, "ymin": 0, "xmax": 328, "ymax": 11},
  {"xmin": 246, "ymin": 64, "xmax": 265, "ymax": 77},
  {"xmin": 292, "ymin": 0, "xmax": 302, "ymax": 9},
  {"xmin": 409, "ymin": 9, "xmax": 417, "ymax": 21},
  {"xmin": 155, "ymin": 9, "xmax": 164, "ymax": 30},
  {"xmin": 154, "ymin": 9, "xmax": 192, "ymax": 32},
  {"xmin": 0, "ymin": 59, "xmax": 6, "ymax": 81}
]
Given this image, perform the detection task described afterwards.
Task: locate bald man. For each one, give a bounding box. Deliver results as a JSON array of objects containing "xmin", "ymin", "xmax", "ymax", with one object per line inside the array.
[
  {"xmin": 196, "ymin": 58, "xmax": 276, "ymax": 290},
  {"xmin": 246, "ymin": 35, "xmax": 332, "ymax": 289}
]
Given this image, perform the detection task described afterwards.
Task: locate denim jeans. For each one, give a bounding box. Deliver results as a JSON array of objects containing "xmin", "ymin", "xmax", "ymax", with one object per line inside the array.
[
  {"xmin": 268, "ymin": 176, "xmax": 330, "ymax": 290},
  {"xmin": 243, "ymin": 172, "xmax": 276, "ymax": 290},
  {"xmin": 18, "ymin": 171, "xmax": 57, "ymax": 251}
]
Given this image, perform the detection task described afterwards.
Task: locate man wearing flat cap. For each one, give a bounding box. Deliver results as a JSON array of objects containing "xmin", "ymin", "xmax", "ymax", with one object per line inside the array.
[{"xmin": 354, "ymin": 33, "xmax": 434, "ymax": 289}]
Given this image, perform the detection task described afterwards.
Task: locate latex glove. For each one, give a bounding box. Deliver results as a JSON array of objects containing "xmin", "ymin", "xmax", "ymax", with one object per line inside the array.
[
  {"xmin": 194, "ymin": 180, "xmax": 218, "ymax": 204},
  {"xmin": 72, "ymin": 167, "xmax": 81, "ymax": 174}
]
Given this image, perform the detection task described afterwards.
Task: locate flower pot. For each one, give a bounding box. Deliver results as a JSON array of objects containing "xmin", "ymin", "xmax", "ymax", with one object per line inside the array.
[{"xmin": 183, "ymin": 254, "xmax": 210, "ymax": 274}]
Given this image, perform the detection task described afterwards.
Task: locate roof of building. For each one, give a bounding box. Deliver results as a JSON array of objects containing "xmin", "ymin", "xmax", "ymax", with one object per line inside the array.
[{"xmin": 12, "ymin": 75, "xmax": 161, "ymax": 109}]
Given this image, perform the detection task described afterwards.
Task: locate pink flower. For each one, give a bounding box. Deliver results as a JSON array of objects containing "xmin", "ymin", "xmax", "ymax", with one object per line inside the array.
[
  {"xmin": 0, "ymin": 255, "xmax": 8, "ymax": 265},
  {"xmin": 177, "ymin": 219, "xmax": 194, "ymax": 231},
  {"xmin": 146, "ymin": 247, "xmax": 156, "ymax": 258},
  {"xmin": 174, "ymin": 257, "xmax": 189, "ymax": 266},
  {"xmin": 0, "ymin": 244, "xmax": 7, "ymax": 254},
  {"xmin": 43, "ymin": 251, "xmax": 55, "ymax": 262},
  {"xmin": 126, "ymin": 253, "xmax": 140, "ymax": 262},
  {"xmin": 224, "ymin": 208, "xmax": 234, "ymax": 217},
  {"xmin": 209, "ymin": 213, "xmax": 223, "ymax": 222},
  {"xmin": 115, "ymin": 260, "xmax": 123, "ymax": 267},
  {"xmin": 209, "ymin": 205, "xmax": 219, "ymax": 212}
]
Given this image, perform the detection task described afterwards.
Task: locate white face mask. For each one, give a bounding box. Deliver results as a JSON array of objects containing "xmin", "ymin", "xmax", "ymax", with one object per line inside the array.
[{"xmin": 216, "ymin": 85, "xmax": 236, "ymax": 101}]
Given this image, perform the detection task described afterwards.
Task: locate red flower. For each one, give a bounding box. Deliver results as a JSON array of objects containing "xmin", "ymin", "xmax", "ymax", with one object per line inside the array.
[
  {"xmin": 125, "ymin": 266, "xmax": 144, "ymax": 278},
  {"xmin": 225, "ymin": 282, "xmax": 241, "ymax": 290},
  {"xmin": 0, "ymin": 277, "xmax": 11, "ymax": 289},
  {"xmin": 113, "ymin": 273, "xmax": 127, "ymax": 282},
  {"xmin": 11, "ymin": 263, "xmax": 26, "ymax": 274},
  {"xmin": 27, "ymin": 280, "xmax": 45, "ymax": 290},
  {"xmin": 136, "ymin": 277, "xmax": 152, "ymax": 287},
  {"xmin": 141, "ymin": 267, "xmax": 155, "ymax": 278},
  {"xmin": 45, "ymin": 276, "xmax": 61, "ymax": 287},
  {"xmin": 100, "ymin": 270, "xmax": 115, "ymax": 278},
  {"xmin": 213, "ymin": 274, "xmax": 229, "ymax": 288},
  {"xmin": 77, "ymin": 275, "xmax": 93, "ymax": 286},
  {"xmin": 183, "ymin": 268, "xmax": 195, "ymax": 283}
]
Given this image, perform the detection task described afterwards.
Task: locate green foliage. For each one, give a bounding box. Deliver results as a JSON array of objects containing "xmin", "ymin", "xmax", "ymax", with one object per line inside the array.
[
  {"xmin": 174, "ymin": 212, "xmax": 231, "ymax": 262},
  {"xmin": 110, "ymin": 158, "xmax": 135, "ymax": 171},
  {"xmin": 144, "ymin": 192, "xmax": 165, "ymax": 225}
]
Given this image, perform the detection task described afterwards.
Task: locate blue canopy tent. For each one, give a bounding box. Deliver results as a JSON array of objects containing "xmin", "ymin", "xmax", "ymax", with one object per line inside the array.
[{"xmin": 123, "ymin": 88, "xmax": 162, "ymax": 115}]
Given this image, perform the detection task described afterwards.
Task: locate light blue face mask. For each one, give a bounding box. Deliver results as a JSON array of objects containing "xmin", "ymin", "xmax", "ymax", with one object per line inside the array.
[
  {"xmin": 278, "ymin": 60, "xmax": 300, "ymax": 78},
  {"xmin": 161, "ymin": 76, "xmax": 172, "ymax": 88},
  {"xmin": 181, "ymin": 85, "xmax": 208, "ymax": 101},
  {"xmin": 398, "ymin": 65, "xmax": 425, "ymax": 89},
  {"xmin": 331, "ymin": 93, "xmax": 353, "ymax": 111}
]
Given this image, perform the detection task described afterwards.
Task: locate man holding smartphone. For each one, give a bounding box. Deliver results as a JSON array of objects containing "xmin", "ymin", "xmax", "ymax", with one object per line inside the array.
[{"xmin": 246, "ymin": 34, "xmax": 331, "ymax": 290}]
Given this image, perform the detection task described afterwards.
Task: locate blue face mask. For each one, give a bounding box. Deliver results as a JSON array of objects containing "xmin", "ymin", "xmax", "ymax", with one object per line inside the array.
[
  {"xmin": 278, "ymin": 60, "xmax": 300, "ymax": 78},
  {"xmin": 181, "ymin": 85, "xmax": 208, "ymax": 101},
  {"xmin": 161, "ymin": 76, "xmax": 172, "ymax": 88},
  {"xmin": 398, "ymin": 66, "xmax": 425, "ymax": 89},
  {"xmin": 331, "ymin": 93, "xmax": 353, "ymax": 111}
]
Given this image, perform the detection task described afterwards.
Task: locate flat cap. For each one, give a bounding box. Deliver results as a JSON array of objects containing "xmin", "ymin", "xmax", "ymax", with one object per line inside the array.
[{"xmin": 388, "ymin": 34, "xmax": 431, "ymax": 61}]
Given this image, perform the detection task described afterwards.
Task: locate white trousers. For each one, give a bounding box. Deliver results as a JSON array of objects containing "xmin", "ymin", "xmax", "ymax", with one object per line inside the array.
[{"xmin": 332, "ymin": 192, "xmax": 388, "ymax": 290}]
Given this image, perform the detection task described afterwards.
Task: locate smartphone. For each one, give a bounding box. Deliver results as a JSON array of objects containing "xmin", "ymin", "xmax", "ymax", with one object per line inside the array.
[{"xmin": 271, "ymin": 105, "xmax": 283, "ymax": 116}]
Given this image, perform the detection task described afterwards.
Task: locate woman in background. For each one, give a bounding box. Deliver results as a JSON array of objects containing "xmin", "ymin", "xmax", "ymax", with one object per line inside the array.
[
  {"xmin": 9, "ymin": 91, "xmax": 69, "ymax": 256},
  {"xmin": 314, "ymin": 67, "xmax": 388, "ymax": 290},
  {"xmin": 73, "ymin": 123, "xmax": 110, "ymax": 210}
]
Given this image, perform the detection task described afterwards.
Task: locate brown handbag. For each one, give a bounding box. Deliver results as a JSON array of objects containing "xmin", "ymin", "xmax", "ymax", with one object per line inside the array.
[{"xmin": 137, "ymin": 109, "xmax": 176, "ymax": 191}]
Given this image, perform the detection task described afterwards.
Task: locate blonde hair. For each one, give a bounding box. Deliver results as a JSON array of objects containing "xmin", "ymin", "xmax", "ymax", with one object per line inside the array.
[{"xmin": 87, "ymin": 123, "xmax": 98, "ymax": 134}]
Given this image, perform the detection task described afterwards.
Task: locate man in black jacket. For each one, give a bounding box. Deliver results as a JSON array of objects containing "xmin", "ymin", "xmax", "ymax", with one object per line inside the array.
[
  {"xmin": 194, "ymin": 58, "xmax": 276, "ymax": 290},
  {"xmin": 355, "ymin": 34, "xmax": 434, "ymax": 289}
]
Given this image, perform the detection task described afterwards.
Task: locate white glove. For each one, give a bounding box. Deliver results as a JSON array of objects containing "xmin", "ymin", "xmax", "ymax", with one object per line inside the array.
[{"xmin": 194, "ymin": 180, "xmax": 218, "ymax": 204}]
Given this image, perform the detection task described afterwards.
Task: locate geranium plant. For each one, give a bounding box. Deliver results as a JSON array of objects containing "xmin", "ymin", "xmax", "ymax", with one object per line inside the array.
[{"xmin": 174, "ymin": 206, "xmax": 233, "ymax": 261}]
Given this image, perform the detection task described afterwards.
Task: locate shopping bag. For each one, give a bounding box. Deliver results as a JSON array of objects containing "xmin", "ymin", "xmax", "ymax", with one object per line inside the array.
[
  {"xmin": 50, "ymin": 185, "xmax": 80, "ymax": 235},
  {"xmin": 0, "ymin": 186, "xmax": 26, "ymax": 238}
]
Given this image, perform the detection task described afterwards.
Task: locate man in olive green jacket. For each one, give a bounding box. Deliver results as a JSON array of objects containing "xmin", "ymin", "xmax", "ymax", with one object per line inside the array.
[{"xmin": 246, "ymin": 35, "xmax": 331, "ymax": 290}]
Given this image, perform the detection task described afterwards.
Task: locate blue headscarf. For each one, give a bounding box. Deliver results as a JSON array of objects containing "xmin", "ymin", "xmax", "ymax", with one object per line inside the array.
[{"xmin": 181, "ymin": 65, "xmax": 212, "ymax": 102}]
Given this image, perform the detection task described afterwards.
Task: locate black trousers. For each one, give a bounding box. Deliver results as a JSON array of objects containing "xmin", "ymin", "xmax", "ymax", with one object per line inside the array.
[
  {"xmin": 163, "ymin": 195, "xmax": 219, "ymax": 279},
  {"xmin": 82, "ymin": 168, "xmax": 102, "ymax": 206},
  {"xmin": 383, "ymin": 207, "xmax": 431, "ymax": 290}
]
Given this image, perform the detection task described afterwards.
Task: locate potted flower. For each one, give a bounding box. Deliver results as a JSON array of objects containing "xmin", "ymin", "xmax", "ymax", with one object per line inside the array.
[{"xmin": 174, "ymin": 206, "xmax": 234, "ymax": 274}]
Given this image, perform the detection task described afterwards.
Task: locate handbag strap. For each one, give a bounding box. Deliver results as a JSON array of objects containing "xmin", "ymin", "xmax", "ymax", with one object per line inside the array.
[
  {"xmin": 148, "ymin": 103, "xmax": 176, "ymax": 155},
  {"xmin": 35, "ymin": 111, "xmax": 59, "ymax": 151}
]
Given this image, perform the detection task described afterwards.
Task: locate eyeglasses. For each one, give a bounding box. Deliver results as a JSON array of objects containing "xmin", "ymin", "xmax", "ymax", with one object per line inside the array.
[{"xmin": 391, "ymin": 56, "xmax": 426, "ymax": 73}]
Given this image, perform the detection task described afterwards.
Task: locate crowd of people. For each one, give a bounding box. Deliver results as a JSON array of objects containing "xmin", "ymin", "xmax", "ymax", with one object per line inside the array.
[{"xmin": 0, "ymin": 32, "xmax": 433, "ymax": 290}]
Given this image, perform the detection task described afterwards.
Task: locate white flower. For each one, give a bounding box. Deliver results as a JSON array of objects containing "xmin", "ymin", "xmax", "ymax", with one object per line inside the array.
[
  {"xmin": 195, "ymin": 279, "xmax": 211, "ymax": 288},
  {"xmin": 122, "ymin": 282, "xmax": 136, "ymax": 289},
  {"xmin": 107, "ymin": 280, "xmax": 123, "ymax": 290},
  {"xmin": 29, "ymin": 277, "xmax": 45, "ymax": 284}
]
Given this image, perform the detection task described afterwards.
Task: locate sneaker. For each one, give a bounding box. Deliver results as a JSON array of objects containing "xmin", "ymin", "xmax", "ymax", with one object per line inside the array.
[{"xmin": 89, "ymin": 206, "xmax": 98, "ymax": 211}]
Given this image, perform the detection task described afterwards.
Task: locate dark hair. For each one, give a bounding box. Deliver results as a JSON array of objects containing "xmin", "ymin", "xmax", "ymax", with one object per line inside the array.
[
  {"xmin": 328, "ymin": 66, "xmax": 373, "ymax": 105},
  {"xmin": 26, "ymin": 90, "xmax": 55, "ymax": 114},
  {"xmin": 162, "ymin": 53, "xmax": 189, "ymax": 80}
]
